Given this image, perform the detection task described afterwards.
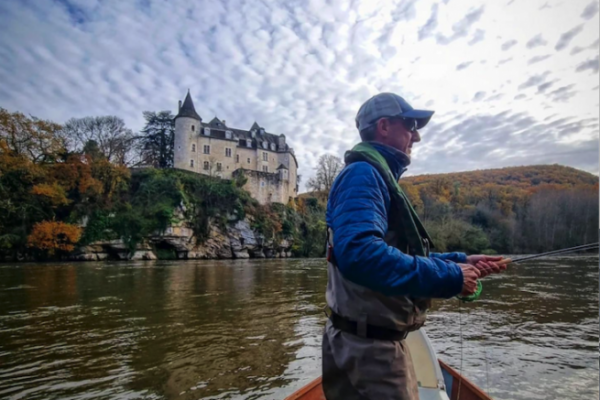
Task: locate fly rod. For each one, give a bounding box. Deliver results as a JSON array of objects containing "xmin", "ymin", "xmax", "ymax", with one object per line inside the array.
[{"xmin": 498, "ymin": 242, "xmax": 599, "ymax": 265}]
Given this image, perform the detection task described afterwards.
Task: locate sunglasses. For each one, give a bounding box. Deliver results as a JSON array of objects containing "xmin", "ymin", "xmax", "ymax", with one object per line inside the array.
[{"xmin": 388, "ymin": 117, "xmax": 418, "ymax": 133}]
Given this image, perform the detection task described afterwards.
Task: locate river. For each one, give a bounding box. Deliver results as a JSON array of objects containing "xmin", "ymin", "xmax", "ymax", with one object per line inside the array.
[{"xmin": 0, "ymin": 257, "xmax": 597, "ymax": 400}]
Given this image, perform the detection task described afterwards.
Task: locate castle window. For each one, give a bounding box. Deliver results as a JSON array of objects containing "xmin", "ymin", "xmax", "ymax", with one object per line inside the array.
[
  {"xmin": 191, "ymin": 125, "xmax": 195, "ymax": 132},
  {"xmin": 217, "ymin": 163, "xmax": 222, "ymax": 171},
  {"xmin": 203, "ymin": 161, "xmax": 209, "ymax": 170},
  {"xmin": 203, "ymin": 145, "xmax": 210, "ymax": 154},
  {"xmin": 263, "ymin": 152, "xmax": 268, "ymax": 161},
  {"xmin": 225, "ymin": 130, "xmax": 232, "ymax": 139},
  {"xmin": 191, "ymin": 144, "xmax": 196, "ymax": 152},
  {"xmin": 261, "ymin": 181, "xmax": 265, "ymax": 187},
  {"xmin": 262, "ymin": 166, "xmax": 268, "ymax": 172},
  {"xmin": 204, "ymin": 128, "xmax": 211, "ymax": 136},
  {"xmin": 236, "ymin": 154, "xmax": 239, "ymax": 163},
  {"xmin": 262, "ymin": 141, "xmax": 268, "ymax": 149},
  {"xmin": 246, "ymin": 140, "xmax": 252, "ymax": 148},
  {"xmin": 225, "ymin": 148, "xmax": 232, "ymax": 157},
  {"xmin": 247, "ymin": 158, "xmax": 251, "ymax": 163},
  {"xmin": 190, "ymin": 160, "xmax": 194, "ymax": 168},
  {"xmin": 270, "ymin": 143, "xmax": 276, "ymax": 151}
]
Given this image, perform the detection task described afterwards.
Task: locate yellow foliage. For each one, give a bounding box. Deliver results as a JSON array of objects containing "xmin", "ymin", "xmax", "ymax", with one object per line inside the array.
[{"xmin": 31, "ymin": 183, "xmax": 70, "ymax": 207}]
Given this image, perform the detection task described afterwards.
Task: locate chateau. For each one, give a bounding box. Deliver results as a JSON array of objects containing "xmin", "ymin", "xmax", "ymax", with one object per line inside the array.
[{"xmin": 173, "ymin": 91, "xmax": 299, "ymax": 205}]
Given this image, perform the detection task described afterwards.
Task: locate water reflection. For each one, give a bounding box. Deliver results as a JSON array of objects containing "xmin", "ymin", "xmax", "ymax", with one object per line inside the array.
[{"xmin": 0, "ymin": 256, "xmax": 597, "ymax": 400}]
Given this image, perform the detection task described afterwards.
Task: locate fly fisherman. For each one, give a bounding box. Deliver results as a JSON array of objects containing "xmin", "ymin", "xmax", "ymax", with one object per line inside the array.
[{"xmin": 322, "ymin": 92, "xmax": 506, "ymax": 400}]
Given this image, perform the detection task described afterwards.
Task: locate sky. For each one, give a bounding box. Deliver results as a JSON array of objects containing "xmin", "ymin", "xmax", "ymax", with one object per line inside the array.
[{"xmin": 0, "ymin": 0, "xmax": 598, "ymax": 190}]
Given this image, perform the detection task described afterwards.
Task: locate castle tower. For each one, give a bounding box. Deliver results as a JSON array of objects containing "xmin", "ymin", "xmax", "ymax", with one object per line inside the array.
[{"xmin": 174, "ymin": 91, "xmax": 202, "ymax": 172}]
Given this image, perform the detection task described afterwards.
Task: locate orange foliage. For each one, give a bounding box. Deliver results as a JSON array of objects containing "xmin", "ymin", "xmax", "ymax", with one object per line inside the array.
[{"xmin": 27, "ymin": 221, "xmax": 82, "ymax": 254}]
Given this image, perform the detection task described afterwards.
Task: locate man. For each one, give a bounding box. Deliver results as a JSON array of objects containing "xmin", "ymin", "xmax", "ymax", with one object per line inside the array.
[{"xmin": 322, "ymin": 93, "xmax": 505, "ymax": 400}]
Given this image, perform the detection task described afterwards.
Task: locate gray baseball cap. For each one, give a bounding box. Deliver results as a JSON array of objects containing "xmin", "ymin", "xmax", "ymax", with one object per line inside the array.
[{"xmin": 355, "ymin": 92, "xmax": 435, "ymax": 132}]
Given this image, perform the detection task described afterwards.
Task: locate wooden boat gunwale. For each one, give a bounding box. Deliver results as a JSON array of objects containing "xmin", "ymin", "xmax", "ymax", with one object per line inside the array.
[{"xmin": 283, "ymin": 360, "xmax": 494, "ymax": 400}]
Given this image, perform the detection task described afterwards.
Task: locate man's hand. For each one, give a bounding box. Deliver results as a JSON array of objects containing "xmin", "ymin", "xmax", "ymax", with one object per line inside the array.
[
  {"xmin": 466, "ymin": 255, "xmax": 506, "ymax": 278},
  {"xmin": 458, "ymin": 264, "xmax": 481, "ymax": 296}
]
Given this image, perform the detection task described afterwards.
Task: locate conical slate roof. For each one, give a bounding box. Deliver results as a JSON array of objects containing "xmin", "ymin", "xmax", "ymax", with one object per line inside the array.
[{"xmin": 175, "ymin": 91, "xmax": 201, "ymax": 121}]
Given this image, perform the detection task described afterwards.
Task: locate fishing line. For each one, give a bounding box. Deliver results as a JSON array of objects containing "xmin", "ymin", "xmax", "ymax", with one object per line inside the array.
[{"xmin": 457, "ymin": 298, "xmax": 464, "ymax": 400}]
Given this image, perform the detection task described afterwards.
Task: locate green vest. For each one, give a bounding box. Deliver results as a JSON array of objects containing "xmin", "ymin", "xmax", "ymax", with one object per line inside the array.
[{"xmin": 344, "ymin": 142, "xmax": 434, "ymax": 256}]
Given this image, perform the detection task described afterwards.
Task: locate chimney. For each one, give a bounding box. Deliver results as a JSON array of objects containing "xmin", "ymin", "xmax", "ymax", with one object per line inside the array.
[
  {"xmin": 222, "ymin": 120, "xmax": 227, "ymax": 126},
  {"xmin": 178, "ymin": 100, "xmax": 182, "ymax": 112}
]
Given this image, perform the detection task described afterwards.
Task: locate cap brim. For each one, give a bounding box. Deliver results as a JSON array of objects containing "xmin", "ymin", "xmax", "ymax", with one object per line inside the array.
[{"xmin": 401, "ymin": 109, "xmax": 435, "ymax": 129}]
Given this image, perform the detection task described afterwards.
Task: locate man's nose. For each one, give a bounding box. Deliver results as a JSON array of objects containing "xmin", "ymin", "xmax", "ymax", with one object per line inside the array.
[{"xmin": 412, "ymin": 130, "xmax": 421, "ymax": 143}]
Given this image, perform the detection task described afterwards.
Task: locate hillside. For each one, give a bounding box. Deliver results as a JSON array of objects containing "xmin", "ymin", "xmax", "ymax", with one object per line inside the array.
[
  {"xmin": 402, "ymin": 164, "xmax": 598, "ymax": 189},
  {"xmin": 300, "ymin": 164, "xmax": 598, "ymax": 254}
]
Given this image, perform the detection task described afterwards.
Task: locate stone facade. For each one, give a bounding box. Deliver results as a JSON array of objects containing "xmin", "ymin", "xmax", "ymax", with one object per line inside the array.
[{"xmin": 173, "ymin": 91, "xmax": 298, "ymax": 205}]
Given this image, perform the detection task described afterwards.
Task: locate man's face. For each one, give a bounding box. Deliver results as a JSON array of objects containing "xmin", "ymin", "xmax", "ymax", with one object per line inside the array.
[{"xmin": 380, "ymin": 118, "xmax": 421, "ymax": 156}]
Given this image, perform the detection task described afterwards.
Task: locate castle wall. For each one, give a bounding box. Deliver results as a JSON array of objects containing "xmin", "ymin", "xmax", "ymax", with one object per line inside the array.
[
  {"xmin": 195, "ymin": 136, "xmax": 238, "ymax": 178},
  {"xmin": 240, "ymin": 171, "xmax": 292, "ymax": 205},
  {"xmin": 174, "ymin": 116, "xmax": 298, "ymax": 205},
  {"xmin": 174, "ymin": 117, "xmax": 198, "ymax": 172}
]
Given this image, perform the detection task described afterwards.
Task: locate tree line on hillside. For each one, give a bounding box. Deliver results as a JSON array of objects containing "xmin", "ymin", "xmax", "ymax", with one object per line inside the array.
[
  {"xmin": 0, "ymin": 108, "xmax": 325, "ymax": 260},
  {"xmin": 306, "ymin": 154, "xmax": 599, "ymax": 255}
]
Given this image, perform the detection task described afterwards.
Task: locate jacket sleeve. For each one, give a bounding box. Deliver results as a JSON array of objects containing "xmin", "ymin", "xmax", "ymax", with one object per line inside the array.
[
  {"xmin": 330, "ymin": 162, "xmax": 464, "ymax": 299},
  {"xmin": 430, "ymin": 252, "xmax": 467, "ymax": 263}
]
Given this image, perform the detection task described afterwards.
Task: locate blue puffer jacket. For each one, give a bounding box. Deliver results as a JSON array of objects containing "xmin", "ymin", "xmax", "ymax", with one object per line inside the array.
[{"xmin": 326, "ymin": 143, "xmax": 465, "ymax": 299}]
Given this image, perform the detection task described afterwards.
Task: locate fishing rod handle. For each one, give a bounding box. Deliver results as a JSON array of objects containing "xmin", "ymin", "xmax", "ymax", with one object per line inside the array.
[{"xmin": 498, "ymin": 258, "xmax": 512, "ymax": 265}]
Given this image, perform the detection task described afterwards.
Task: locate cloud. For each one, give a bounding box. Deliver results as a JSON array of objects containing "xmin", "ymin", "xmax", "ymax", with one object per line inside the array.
[
  {"xmin": 547, "ymin": 85, "xmax": 578, "ymax": 102},
  {"xmin": 526, "ymin": 34, "xmax": 548, "ymax": 49},
  {"xmin": 576, "ymin": 55, "xmax": 600, "ymax": 74},
  {"xmin": 468, "ymin": 29, "xmax": 486, "ymax": 45},
  {"xmin": 581, "ymin": 1, "xmax": 599, "ymax": 20},
  {"xmin": 501, "ymin": 39, "xmax": 518, "ymax": 51},
  {"xmin": 518, "ymin": 72, "xmax": 551, "ymax": 89},
  {"xmin": 571, "ymin": 38, "xmax": 600, "ymax": 55},
  {"xmin": 473, "ymin": 91, "xmax": 486, "ymax": 101},
  {"xmin": 537, "ymin": 81, "xmax": 555, "ymax": 93},
  {"xmin": 435, "ymin": 5, "xmax": 485, "ymax": 45},
  {"xmin": 418, "ymin": 3, "xmax": 438, "ymax": 40},
  {"xmin": 456, "ymin": 61, "xmax": 474, "ymax": 70},
  {"xmin": 528, "ymin": 55, "xmax": 551, "ymax": 64},
  {"xmin": 555, "ymin": 24, "xmax": 584, "ymax": 51},
  {"xmin": 0, "ymin": 0, "xmax": 597, "ymax": 188}
]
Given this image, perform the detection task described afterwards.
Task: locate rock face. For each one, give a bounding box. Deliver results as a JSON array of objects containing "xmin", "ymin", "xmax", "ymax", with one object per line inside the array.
[{"xmin": 70, "ymin": 214, "xmax": 293, "ymax": 261}]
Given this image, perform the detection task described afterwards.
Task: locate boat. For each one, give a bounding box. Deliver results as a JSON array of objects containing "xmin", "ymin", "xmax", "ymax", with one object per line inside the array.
[{"xmin": 284, "ymin": 329, "xmax": 493, "ymax": 400}]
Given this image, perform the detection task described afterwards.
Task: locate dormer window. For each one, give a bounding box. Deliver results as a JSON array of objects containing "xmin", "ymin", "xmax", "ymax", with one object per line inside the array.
[
  {"xmin": 246, "ymin": 140, "xmax": 252, "ymax": 148},
  {"xmin": 225, "ymin": 130, "xmax": 232, "ymax": 139},
  {"xmin": 262, "ymin": 141, "xmax": 268, "ymax": 149},
  {"xmin": 270, "ymin": 143, "xmax": 276, "ymax": 151},
  {"xmin": 204, "ymin": 128, "xmax": 211, "ymax": 136},
  {"xmin": 259, "ymin": 128, "xmax": 265, "ymax": 135}
]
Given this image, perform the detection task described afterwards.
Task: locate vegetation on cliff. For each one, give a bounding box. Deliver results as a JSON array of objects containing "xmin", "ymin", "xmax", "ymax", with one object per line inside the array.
[{"xmin": 0, "ymin": 108, "xmax": 325, "ymax": 260}]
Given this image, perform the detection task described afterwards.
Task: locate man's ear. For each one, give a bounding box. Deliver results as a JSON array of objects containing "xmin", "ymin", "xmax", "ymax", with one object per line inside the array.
[{"xmin": 377, "ymin": 118, "xmax": 389, "ymax": 138}]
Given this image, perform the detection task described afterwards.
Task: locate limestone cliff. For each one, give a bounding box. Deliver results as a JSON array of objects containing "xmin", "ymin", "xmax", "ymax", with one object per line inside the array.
[{"xmin": 70, "ymin": 216, "xmax": 293, "ymax": 261}]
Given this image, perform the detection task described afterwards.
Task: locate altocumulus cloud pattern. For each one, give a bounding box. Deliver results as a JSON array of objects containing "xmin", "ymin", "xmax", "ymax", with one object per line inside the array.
[{"xmin": 0, "ymin": 0, "xmax": 598, "ymax": 186}]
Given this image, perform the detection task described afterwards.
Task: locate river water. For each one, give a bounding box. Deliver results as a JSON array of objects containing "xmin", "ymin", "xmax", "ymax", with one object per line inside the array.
[{"xmin": 0, "ymin": 257, "xmax": 597, "ymax": 400}]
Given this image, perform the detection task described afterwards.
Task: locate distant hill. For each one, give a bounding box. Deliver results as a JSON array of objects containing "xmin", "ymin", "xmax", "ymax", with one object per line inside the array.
[
  {"xmin": 402, "ymin": 164, "xmax": 598, "ymax": 189},
  {"xmin": 299, "ymin": 164, "xmax": 598, "ymax": 198},
  {"xmin": 297, "ymin": 164, "xmax": 598, "ymax": 254}
]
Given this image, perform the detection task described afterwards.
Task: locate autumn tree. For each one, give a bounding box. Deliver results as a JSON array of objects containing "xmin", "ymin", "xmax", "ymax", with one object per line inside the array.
[
  {"xmin": 306, "ymin": 154, "xmax": 343, "ymax": 199},
  {"xmin": 61, "ymin": 116, "xmax": 135, "ymax": 165},
  {"xmin": 136, "ymin": 111, "xmax": 174, "ymax": 168},
  {"xmin": 0, "ymin": 108, "xmax": 65, "ymax": 163},
  {"xmin": 27, "ymin": 221, "xmax": 82, "ymax": 255}
]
